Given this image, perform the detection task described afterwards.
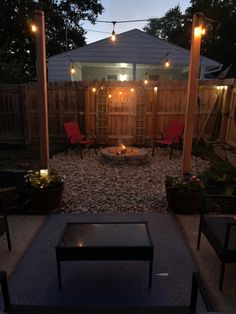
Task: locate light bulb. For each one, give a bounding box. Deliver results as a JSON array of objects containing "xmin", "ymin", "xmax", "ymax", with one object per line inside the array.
[
  {"xmin": 144, "ymin": 72, "xmax": 148, "ymax": 84},
  {"xmin": 31, "ymin": 24, "xmax": 37, "ymax": 32},
  {"xmin": 111, "ymin": 30, "xmax": 116, "ymax": 42},
  {"xmin": 165, "ymin": 60, "xmax": 170, "ymax": 68},
  {"xmin": 71, "ymin": 67, "xmax": 75, "ymax": 74},
  {"xmin": 194, "ymin": 27, "xmax": 202, "ymax": 37}
]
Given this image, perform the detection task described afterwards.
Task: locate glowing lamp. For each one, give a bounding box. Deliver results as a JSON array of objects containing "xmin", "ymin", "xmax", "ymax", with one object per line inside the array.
[
  {"xmin": 165, "ymin": 60, "xmax": 170, "ymax": 68},
  {"xmin": 108, "ymin": 94, "xmax": 112, "ymax": 98},
  {"xmin": 71, "ymin": 66, "xmax": 75, "ymax": 74},
  {"xmin": 40, "ymin": 169, "xmax": 48, "ymax": 176},
  {"xmin": 144, "ymin": 72, "xmax": 148, "ymax": 84},
  {"xmin": 31, "ymin": 24, "xmax": 37, "ymax": 32},
  {"xmin": 194, "ymin": 27, "xmax": 202, "ymax": 37},
  {"xmin": 111, "ymin": 30, "xmax": 116, "ymax": 42},
  {"xmin": 131, "ymin": 88, "xmax": 134, "ymax": 92},
  {"xmin": 154, "ymin": 86, "xmax": 158, "ymax": 92},
  {"xmin": 92, "ymin": 87, "xmax": 96, "ymax": 92}
]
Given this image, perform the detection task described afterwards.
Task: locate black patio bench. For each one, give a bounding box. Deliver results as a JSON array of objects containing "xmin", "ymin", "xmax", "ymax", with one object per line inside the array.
[
  {"xmin": 0, "ymin": 270, "xmax": 215, "ymax": 314},
  {"xmin": 197, "ymin": 195, "xmax": 236, "ymax": 290}
]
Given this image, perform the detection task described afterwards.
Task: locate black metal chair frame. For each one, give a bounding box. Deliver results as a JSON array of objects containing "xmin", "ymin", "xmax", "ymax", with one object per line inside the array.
[
  {"xmin": 0, "ymin": 188, "xmax": 14, "ymax": 251},
  {"xmin": 65, "ymin": 135, "xmax": 97, "ymax": 159},
  {"xmin": 197, "ymin": 195, "xmax": 236, "ymax": 290},
  {"xmin": 152, "ymin": 134, "xmax": 183, "ymax": 160},
  {"xmin": 0, "ymin": 271, "xmax": 214, "ymax": 314}
]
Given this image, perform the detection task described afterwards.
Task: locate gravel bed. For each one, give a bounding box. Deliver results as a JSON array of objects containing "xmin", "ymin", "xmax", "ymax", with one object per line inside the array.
[{"xmin": 51, "ymin": 148, "xmax": 210, "ymax": 214}]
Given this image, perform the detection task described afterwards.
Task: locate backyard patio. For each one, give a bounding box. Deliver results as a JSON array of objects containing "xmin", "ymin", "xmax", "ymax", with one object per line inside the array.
[
  {"xmin": 1, "ymin": 2, "xmax": 236, "ymax": 313},
  {"xmin": 0, "ymin": 147, "xmax": 236, "ymax": 314}
]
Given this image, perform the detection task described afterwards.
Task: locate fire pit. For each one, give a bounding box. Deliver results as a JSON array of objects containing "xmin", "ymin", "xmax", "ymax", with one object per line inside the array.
[{"xmin": 99, "ymin": 144, "xmax": 149, "ymax": 165}]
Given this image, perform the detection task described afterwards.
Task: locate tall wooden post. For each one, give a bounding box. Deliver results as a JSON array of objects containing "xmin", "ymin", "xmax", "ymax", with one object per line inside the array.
[
  {"xmin": 35, "ymin": 9, "xmax": 50, "ymax": 171},
  {"xmin": 182, "ymin": 13, "xmax": 204, "ymax": 175}
]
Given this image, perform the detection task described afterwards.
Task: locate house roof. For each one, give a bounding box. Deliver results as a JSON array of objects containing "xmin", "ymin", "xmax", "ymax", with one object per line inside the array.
[{"xmin": 48, "ymin": 28, "xmax": 221, "ymax": 69}]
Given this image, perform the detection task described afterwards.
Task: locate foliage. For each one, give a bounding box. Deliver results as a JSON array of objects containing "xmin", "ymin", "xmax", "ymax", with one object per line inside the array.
[
  {"xmin": 200, "ymin": 161, "xmax": 236, "ymax": 195},
  {"xmin": 165, "ymin": 175, "xmax": 204, "ymax": 192},
  {"xmin": 143, "ymin": 6, "xmax": 186, "ymax": 45},
  {"xmin": 143, "ymin": 0, "xmax": 236, "ymax": 77},
  {"xmin": 191, "ymin": 141, "xmax": 214, "ymax": 160},
  {"xmin": 0, "ymin": 0, "xmax": 104, "ymax": 83},
  {"xmin": 25, "ymin": 169, "xmax": 63, "ymax": 189}
]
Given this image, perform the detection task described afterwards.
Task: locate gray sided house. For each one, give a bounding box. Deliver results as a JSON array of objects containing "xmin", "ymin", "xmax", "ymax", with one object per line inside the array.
[{"xmin": 48, "ymin": 29, "xmax": 222, "ymax": 82}]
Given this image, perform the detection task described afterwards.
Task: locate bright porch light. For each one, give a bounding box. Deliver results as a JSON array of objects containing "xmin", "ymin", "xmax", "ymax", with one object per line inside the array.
[{"xmin": 119, "ymin": 74, "xmax": 128, "ymax": 81}]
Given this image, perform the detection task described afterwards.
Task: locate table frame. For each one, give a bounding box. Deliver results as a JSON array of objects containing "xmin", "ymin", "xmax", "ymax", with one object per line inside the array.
[{"xmin": 55, "ymin": 221, "xmax": 153, "ymax": 289}]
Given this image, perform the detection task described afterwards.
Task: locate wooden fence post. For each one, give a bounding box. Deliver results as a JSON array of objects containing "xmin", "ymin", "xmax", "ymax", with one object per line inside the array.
[
  {"xmin": 34, "ymin": 8, "xmax": 49, "ymax": 170},
  {"xmin": 182, "ymin": 13, "xmax": 204, "ymax": 175}
]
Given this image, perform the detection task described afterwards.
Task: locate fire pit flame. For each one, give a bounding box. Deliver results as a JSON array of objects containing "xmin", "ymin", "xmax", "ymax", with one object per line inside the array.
[
  {"xmin": 99, "ymin": 146, "xmax": 149, "ymax": 165},
  {"xmin": 120, "ymin": 144, "xmax": 126, "ymax": 154}
]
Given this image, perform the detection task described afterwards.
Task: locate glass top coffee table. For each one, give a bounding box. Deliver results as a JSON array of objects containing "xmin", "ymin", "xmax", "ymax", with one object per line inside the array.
[{"xmin": 55, "ymin": 222, "xmax": 153, "ymax": 289}]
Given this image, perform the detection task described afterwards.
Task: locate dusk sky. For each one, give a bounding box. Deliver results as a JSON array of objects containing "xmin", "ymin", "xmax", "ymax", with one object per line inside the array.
[{"xmin": 83, "ymin": 0, "xmax": 191, "ymax": 43}]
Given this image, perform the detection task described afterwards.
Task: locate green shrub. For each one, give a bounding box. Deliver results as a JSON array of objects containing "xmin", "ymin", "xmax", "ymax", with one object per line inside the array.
[{"xmin": 200, "ymin": 161, "xmax": 236, "ymax": 195}]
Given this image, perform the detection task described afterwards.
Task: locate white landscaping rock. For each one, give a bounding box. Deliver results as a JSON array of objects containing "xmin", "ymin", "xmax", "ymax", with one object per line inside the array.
[{"xmin": 51, "ymin": 148, "xmax": 210, "ymax": 214}]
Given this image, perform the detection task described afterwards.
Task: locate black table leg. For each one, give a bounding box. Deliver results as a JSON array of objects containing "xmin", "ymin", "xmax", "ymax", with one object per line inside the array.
[
  {"xmin": 57, "ymin": 258, "xmax": 62, "ymax": 289},
  {"xmin": 149, "ymin": 258, "xmax": 153, "ymax": 289}
]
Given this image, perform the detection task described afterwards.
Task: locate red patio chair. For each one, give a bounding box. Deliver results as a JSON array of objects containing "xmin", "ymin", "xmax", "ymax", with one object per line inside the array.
[
  {"xmin": 64, "ymin": 121, "xmax": 96, "ymax": 158},
  {"xmin": 152, "ymin": 120, "xmax": 184, "ymax": 159}
]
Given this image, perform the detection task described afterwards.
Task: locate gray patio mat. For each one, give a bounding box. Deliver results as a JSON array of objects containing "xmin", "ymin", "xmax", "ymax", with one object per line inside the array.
[{"xmin": 5, "ymin": 213, "xmax": 198, "ymax": 307}]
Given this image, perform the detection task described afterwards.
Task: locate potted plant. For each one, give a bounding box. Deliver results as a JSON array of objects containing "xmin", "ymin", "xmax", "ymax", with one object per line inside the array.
[
  {"xmin": 25, "ymin": 169, "xmax": 64, "ymax": 212},
  {"xmin": 165, "ymin": 174, "xmax": 204, "ymax": 214}
]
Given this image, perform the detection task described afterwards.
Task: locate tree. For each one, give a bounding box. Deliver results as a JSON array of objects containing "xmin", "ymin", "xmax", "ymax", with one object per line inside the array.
[
  {"xmin": 0, "ymin": 0, "xmax": 104, "ymax": 83},
  {"xmin": 185, "ymin": 0, "xmax": 236, "ymax": 76},
  {"xmin": 143, "ymin": 6, "xmax": 187, "ymax": 46},
  {"xmin": 143, "ymin": 0, "xmax": 236, "ymax": 77}
]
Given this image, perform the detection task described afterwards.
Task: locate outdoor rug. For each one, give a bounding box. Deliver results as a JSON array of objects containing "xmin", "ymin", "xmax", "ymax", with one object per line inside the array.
[{"xmin": 6, "ymin": 213, "xmax": 198, "ymax": 307}]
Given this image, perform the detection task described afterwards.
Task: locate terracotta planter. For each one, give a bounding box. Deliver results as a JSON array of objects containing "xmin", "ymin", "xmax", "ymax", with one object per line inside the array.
[
  {"xmin": 29, "ymin": 182, "xmax": 64, "ymax": 213},
  {"xmin": 166, "ymin": 188, "xmax": 202, "ymax": 214}
]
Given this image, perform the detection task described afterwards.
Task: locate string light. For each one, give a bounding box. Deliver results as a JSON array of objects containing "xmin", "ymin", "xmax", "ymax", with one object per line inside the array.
[
  {"xmin": 194, "ymin": 14, "xmax": 205, "ymax": 38},
  {"xmin": 31, "ymin": 24, "xmax": 37, "ymax": 32},
  {"xmin": 108, "ymin": 94, "xmax": 112, "ymax": 98},
  {"xmin": 164, "ymin": 52, "xmax": 170, "ymax": 68},
  {"xmin": 70, "ymin": 65, "xmax": 75, "ymax": 74},
  {"xmin": 194, "ymin": 26, "xmax": 202, "ymax": 37},
  {"xmin": 144, "ymin": 72, "xmax": 148, "ymax": 84},
  {"xmin": 92, "ymin": 87, "xmax": 96, "ymax": 92},
  {"xmin": 131, "ymin": 88, "xmax": 134, "ymax": 92},
  {"xmin": 111, "ymin": 21, "xmax": 116, "ymax": 41},
  {"xmin": 164, "ymin": 59, "xmax": 170, "ymax": 68}
]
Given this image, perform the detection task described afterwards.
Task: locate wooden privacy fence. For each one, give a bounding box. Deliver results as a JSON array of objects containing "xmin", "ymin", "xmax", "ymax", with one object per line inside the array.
[{"xmin": 0, "ymin": 79, "xmax": 236, "ymax": 147}]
